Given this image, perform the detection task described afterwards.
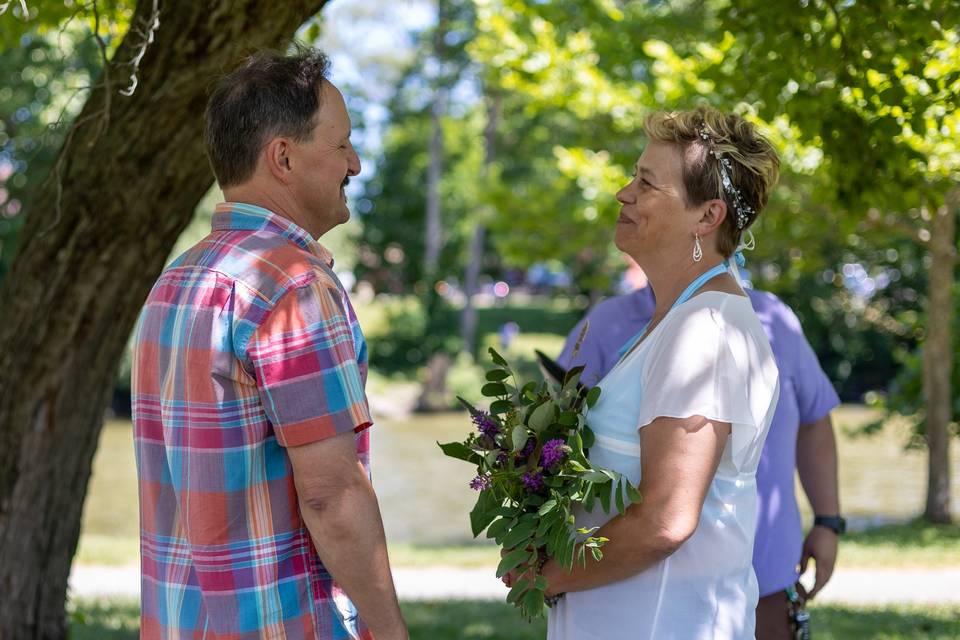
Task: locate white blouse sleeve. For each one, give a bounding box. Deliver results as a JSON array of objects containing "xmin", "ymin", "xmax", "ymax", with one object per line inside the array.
[{"xmin": 635, "ymin": 300, "xmax": 774, "ymax": 471}]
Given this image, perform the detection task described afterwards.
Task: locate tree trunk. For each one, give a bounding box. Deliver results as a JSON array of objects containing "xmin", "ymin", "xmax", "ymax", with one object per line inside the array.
[
  {"xmin": 0, "ymin": 2, "xmax": 329, "ymax": 638},
  {"xmin": 460, "ymin": 92, "xmax": 500, "ymax": 356},
  {"xmin": 922, "ymin": 188, "xmax": 957, "ymax": 524},
  {"xmin": 423, "ymin": 0, "xmax": 447, "ymax": 278}
]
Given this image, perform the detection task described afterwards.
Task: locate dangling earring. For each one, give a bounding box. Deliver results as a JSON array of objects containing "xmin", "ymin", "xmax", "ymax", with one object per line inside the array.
[{"xmin": 693, "ymin": 234, "xmax": 703, "ymax": 263}]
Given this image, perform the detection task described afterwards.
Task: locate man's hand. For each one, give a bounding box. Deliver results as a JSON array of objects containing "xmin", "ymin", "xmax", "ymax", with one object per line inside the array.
[{"xmin": 797, "ymin": 525, "xmax": 838, "ymax": 601}]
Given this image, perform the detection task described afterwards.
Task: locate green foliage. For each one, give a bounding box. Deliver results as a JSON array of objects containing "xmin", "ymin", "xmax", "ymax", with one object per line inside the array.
[
  {"xmin": 439, "ymin": 347, "xmax": 639, "ymax": 620},
  {"xmin": 868, "ymin": 281, "xmax": 960, "ymax": 443}
]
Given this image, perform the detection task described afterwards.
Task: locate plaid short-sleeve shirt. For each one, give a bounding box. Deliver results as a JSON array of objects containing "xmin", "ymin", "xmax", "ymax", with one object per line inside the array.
[{"xmin": 132, "ymin": 202, "xmax": 373, "ymax": 639}]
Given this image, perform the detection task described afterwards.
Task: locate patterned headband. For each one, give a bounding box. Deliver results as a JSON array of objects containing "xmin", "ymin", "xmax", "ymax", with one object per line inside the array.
[{"xmin": 698, "ymin": 124, "xmax": 755, "ymax": 230}]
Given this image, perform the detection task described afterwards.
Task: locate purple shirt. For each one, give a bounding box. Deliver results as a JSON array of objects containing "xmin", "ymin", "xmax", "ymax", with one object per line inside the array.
[{"xmin": 558, "ymin": 286, "xmax": 839, "ymax": 596}]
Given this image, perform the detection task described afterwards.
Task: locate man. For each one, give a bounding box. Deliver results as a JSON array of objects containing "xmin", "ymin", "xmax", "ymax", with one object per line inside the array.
[
  {"xmin": 558, "ymin": 269, "xmax": 843, "ymax": 639},
  {"xmin": 132, "ymin": 50, "xmax": 407, "ymax": 639}
]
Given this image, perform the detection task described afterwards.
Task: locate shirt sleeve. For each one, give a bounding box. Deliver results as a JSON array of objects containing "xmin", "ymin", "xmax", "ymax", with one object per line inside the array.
[
  {"xmin": 636, "ymin": 302, "xmax": 778, "ymax": 471},
  {"xmin": 790, "ymin": 321, "xmax": 840, "ymax": 426},
  {"xmin": 248, "ymin": 279, "xmax": 372, "ymax": 447}
]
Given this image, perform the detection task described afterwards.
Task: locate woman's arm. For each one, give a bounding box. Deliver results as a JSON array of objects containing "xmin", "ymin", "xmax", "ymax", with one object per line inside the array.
[{"xmin": 541, "ymin": 415, "xmax": 731, "ymax": 595}]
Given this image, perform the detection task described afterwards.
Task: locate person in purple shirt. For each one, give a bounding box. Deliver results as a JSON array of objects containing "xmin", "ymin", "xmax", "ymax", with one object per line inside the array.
[{"xmin": 559, "ymin": 280, "xmax": 843, "ymax": 639}]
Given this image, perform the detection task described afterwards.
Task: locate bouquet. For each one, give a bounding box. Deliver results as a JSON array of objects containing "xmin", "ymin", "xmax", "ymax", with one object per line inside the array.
[{"xmin": 438, "ymin": 342, "xmax": 642, "ymax": 620}]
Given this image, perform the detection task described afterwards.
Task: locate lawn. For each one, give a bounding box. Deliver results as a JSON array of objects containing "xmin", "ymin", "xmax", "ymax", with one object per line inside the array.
[
  {"xmin": 77, "ymin": 405, "xmax": 960, "ymax": 569},
  {"xmin": 68, "ymin": 598, "xmax": 960, "ymax": 639}
]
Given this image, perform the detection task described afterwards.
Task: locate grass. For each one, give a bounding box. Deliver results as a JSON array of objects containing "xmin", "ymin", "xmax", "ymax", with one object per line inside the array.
[
  {"xmin": 78, "ymin": 407, "xmax": 960, "ymax": 569},
  {"xmin": 841, "ymin": 519, "xmax": 960, "ymax": 568},
  {"xmin": 67, "ymin": 598, "xmax": 960, "ymax": 640}
]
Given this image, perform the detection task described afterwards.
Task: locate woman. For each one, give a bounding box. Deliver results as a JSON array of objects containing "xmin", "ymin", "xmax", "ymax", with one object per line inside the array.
[{"xmin": 536, "ymin": 107, "xmax": 781, "ymax": 639}]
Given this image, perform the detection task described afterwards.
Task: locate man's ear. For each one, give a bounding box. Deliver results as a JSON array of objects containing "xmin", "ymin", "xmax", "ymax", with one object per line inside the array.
[
  {"xmin": 698, "ymin": 199, "xmax": 727, "ymax": 235},
  {"xmin": 263, "ymin": 138, "xmax": 293, "ymax": 183}
]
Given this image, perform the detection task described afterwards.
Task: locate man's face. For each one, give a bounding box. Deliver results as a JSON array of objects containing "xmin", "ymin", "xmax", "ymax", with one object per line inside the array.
[{"xmin": 287, "ymin": 80, "xmax": 361, "ymax": 238}]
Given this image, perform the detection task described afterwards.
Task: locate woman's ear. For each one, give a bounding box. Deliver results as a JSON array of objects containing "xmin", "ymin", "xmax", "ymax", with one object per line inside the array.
[{"xmin": 698, "ymin": 199, "xmax": 727, "ymax": 235}]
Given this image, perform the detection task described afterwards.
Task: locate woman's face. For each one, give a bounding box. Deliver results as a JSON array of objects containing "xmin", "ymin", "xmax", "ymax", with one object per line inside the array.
[{"xmin": 614, "ymin": 140, "xmax": 699, "ymax": 262}]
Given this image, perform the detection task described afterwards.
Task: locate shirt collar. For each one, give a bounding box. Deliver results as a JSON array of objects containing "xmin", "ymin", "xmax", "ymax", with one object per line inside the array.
[{"xmin": 212, "ymin": 201, "xmax": 334, "ymax": 267}]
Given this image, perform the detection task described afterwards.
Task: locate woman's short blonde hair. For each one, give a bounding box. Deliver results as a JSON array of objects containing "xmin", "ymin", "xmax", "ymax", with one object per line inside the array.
[{"xmin": 643, "ymin": 106, "xmax": 780, "ymax": 257}]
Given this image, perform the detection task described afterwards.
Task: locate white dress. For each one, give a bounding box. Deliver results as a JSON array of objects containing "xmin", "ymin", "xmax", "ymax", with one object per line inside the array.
[{"xmin": 548, "ymin": 292, "xmax": 780, "ymax": 640}]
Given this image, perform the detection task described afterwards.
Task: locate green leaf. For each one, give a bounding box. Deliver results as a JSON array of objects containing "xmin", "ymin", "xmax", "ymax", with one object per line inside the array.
[
  {"xmin": 591, "ymin": 547, "xmax": 603, "ymax": 562},
  {"xmin": 485, "ymin": 369, "xmax": 510, "ymax": 381},
  {"xmin": 537, "ymin": 498, "xmax": 558, "ymax": 516},
  {"xmin": 528, "ymin": 401, "xmax": 556, "ymax": 433},
  {"xmin": 511, "ymin": 424, "xmax": 528, "ymax": 453},
  {"xmin": 522, "ymin": 588, "xmax": 545, "ymax": 618},
  {"xmin": 577, "ymin": 543, "xmax": 587, "ymax": 568},
  {"xmin": 490, "ymin": 399, "xmax": 513, "ymax": 415},
  {"xmin": 482, "ymin": 382, "xmax": 508, "ymax": 397},
  {"xmin": 456, "ymin": 396, "xmax": 478, "ymax": 413},
  {"xmin": 585, "ymin": 386, "xmax": 602, "ymax": 408},
  {"xmin": 507, "ymin": 577, "xmax": 531, "ymax": 604},
  {"xmin": 470, "ymin": 490, "xmax": 500, "ymax": 538},
  {"xmin": 534, "ymin": 575, "xmax": 548, "ymax": 591},
  {"xmin": 496, "ymin": 547, "xmax": 531, "ymax": 578},
  {"xmin": 581, "ymin": 471, "xmax": 611, "ymax": 483},
  {"xmin": 582, "ymin": 481, "xmax": 595, "ymax": 511},
  {"xmin": 563, "ymin": 365, "xmax": 585, "ymax": 388},
  {"xmin": 599, "ymin": 484, "xmax": 612, "ymax": 514},
  {"xmin": 437, "ymin": 441, "xmax": 482, "ymax": 464},
  {"xmin": 615, "ymin": 479, "xmax": 626, "ymax": 515},
  {"xmin": 486, "ymin": 517, "xmax": 511, "ymax": 540},
  {"xmin": 626, "ymin": 482, "xmax": 643, "ymax": 505},
  {"xmin": 581, "ymin": 426, "xmax": 596, "ymax": 449},
  {"xmin": 503, "ymin": 521, "xmax": 537, "ymax": 549},
  {"xmin": 558, "ymin": 411, "xmax": 578, "ymax": 426},
  {"xmin": 488, "ymin": 347, "xmax": 509, "ymax": 367}
]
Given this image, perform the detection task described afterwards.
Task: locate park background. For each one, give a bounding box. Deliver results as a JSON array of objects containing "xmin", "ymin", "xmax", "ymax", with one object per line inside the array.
[{"xmin": 0, "ymin": 0, "xmax": 959, "ymax": 638}]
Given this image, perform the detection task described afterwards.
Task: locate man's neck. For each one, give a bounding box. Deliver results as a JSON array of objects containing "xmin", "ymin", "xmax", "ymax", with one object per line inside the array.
[{"xmin": 222, "ymin": 187, "xmax": 323, "ymax": 239}]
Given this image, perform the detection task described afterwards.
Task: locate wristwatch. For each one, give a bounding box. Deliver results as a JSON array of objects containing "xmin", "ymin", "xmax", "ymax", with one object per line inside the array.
[{"xmin": 813, "ymin": 515, "xmax": 846, "ymax": 535}]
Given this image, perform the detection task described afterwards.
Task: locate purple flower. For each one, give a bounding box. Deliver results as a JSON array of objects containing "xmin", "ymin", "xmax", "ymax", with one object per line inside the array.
[
  {"xmin": 469, "ymin": 474, "xmax": 492, "ymax": 491},
  {"xmin": 519, "ymin": 438, "xmax": 535, "ymax": 458},
  {"xmin": 540, "ymin": 438, "xmax": 569, "ymax": 468},
  {"xmin": 521, "ymin": 470, "xmax": 544, "ymax": 492},
  {"xmin": 472, "ymin": 411, "xmax": 499, "ymax": 438}
]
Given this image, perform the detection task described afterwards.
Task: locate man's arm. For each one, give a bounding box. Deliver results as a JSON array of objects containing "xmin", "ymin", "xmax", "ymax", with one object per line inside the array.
[
  {"xmin": 796, "ymin": 413, "xmax": 840, "ymax": 600},
  {"xmin": 288, "ymin": 431, "xmax": 407, "ymax": 640}
]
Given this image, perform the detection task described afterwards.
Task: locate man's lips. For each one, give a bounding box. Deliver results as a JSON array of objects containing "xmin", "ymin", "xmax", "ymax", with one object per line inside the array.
[{"xmin": 617, "ymin": 213, "xmax": 634, "ymax": 224}]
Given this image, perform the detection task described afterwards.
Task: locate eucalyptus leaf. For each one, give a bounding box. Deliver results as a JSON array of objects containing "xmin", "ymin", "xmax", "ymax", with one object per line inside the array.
[
  {"xmin": 529, "ymin": 401, "xmax": 556, "ymax": 433},
  {"xmin": 490, "ymin": 399, "xmax": 513, "ymax": 415},
  {"xmin": 581, "ymin": 425, "xmax": 596, "ymax": 449},
  {"xmin": 511, "ymin": 424, "xmax": 528, "ymax": 453},
  {"xmin": 481, "ymin": 382, "xmax": 507, "ymax": 397},
  {"xmin": 485, "ymin": 369, "xmax": 510, "ymax": 381}
]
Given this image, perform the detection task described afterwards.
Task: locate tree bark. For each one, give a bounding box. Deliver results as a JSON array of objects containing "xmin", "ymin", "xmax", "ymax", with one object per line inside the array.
[
  {"xmin": 423, "ymin": 0, "xmax": 447, "ymax": 278},
  {"xmin": 460, "ymin": 92, "xmax": 500, "ymax": 357},
  {"xmin": 0, "ymin": 1, "xmax": 329, "ymax": 638},
  {"xmin": 922, "ymin": 188, "xmax": 957, "ymax": 524}
]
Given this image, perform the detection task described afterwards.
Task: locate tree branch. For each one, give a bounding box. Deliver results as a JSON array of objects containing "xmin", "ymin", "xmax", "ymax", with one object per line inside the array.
[
  {"xmin": 0, "ymin": 0, "xmax": 28, "ymax": 19},
  {"xmin": 119, "ymin": 0, "xmax": 160, "ymax": 97}
]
